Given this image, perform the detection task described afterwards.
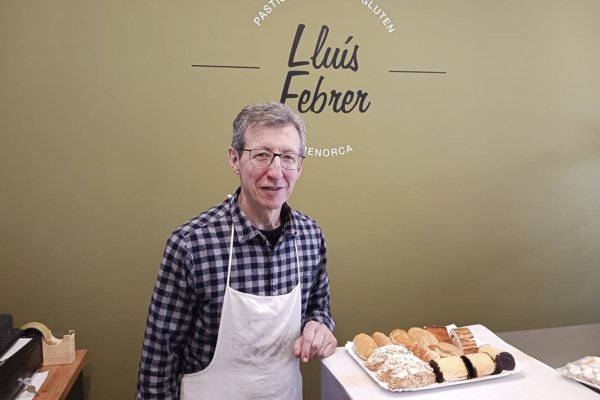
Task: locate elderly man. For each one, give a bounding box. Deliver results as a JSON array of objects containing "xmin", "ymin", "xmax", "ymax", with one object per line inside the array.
[{"xmin": 136, "ymin": 101, "xmax": 336, "ymax": 399}]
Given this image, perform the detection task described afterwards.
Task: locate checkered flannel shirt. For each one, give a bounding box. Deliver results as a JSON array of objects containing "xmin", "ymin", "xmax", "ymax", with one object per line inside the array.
[{"xmin": 136, "ymin": 191, "xmax": 334, "ymax": 399}]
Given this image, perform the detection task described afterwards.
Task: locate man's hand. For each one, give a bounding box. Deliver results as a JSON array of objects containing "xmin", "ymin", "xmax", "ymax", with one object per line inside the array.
[{"xmin": 294, "ymin": 320, "xmax": 337, "ymax": 362}]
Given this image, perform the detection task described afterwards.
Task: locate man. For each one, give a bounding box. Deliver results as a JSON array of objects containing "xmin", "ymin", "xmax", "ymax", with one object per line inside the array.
[{"xmin": 136, "ymin": 101, "xmax": 336, "ymax": 399}]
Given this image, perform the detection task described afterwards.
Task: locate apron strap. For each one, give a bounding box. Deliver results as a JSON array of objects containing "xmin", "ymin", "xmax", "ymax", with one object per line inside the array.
[
  {"xmin": 294, "ymin": 238, "xmax": 300, "ymax": 286},
  {"xmin": 226, "ymin": 222, "xmax": 235, "ymax": 289}
]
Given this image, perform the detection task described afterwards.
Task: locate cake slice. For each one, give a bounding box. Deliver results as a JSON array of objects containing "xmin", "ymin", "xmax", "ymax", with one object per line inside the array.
[{"xmin": 449, "ymin": 327, "xmax": 478, "ymax": 354}]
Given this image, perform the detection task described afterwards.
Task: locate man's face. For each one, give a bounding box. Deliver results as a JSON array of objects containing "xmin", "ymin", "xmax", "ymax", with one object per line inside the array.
[{"xmin": 229, "ymin": 124, "xmax": 303, "ymax": 217}]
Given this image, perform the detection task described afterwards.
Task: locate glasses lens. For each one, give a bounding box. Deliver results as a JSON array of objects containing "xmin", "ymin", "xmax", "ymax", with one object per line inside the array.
[
  {"xmin": 281, "ymin": 154, "xmax": 300, "ymax": 169},
  {"xmin": 250, "ymin": 150, "xmax": 273, "ymax": 167},
  {"xmin": 247, "ymin": 150, "xmax": 302, "ymax": 169}
]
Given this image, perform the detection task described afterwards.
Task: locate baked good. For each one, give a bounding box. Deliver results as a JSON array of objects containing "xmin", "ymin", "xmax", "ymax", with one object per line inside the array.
[
  {"xmin": 364, "ymin": 345, "xmax": 411, "ymax": 371},
  {"xmin": 353, "ymin": 333, "xmax": 378, "ymax": 360},
  {"xmin": 408, "ymin": 327, "xmax": 439, "ymax": 347},
  {"xmin": 424, "ymin": 325, "xmax": 452, "ymax": 344},
  {"xmin": 429, "ymin": 355, "xmax": 469, "ymax": 383},
  {"xmin": 449, "ymin": 327, "xmax": 478, "ymax": 354},
  {"xmin": 387, "ymin": 360, "xmax": 436, "ymax": 390},
  {"xmin": 462, "ymin": 352, "xmax": 497, "ymax": 378},
  {"xmin": 389, "ymin": 329, "xmax": 418, "ymax": 350},
  {"xmin": 429, "ymin": 342, "xmax": 463, "ymax": 358},
  {"xmin": 376, "ymin": 355, "xmax": 413, "ymax": 382},
  {"xmin": 371, "ymin": 331, "xmax": 392, "ymax": 347},
  {"xmin": 478, "ymin": 344, "xmax": 516, "ymax": 373},
  {"xmin": 375, "ymin": 352, "xmax": 434, "ymax": 387},
  {"xmin": 362, "ymin": 343, "xmax": 436, "ymax": 389},
  {"xmin": 412, "ymin": 344, "xmax": 440, "ymax": 362}
]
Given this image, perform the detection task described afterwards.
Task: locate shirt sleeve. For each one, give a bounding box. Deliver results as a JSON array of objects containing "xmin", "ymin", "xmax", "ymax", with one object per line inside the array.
[
  {"xmin": 303, "ymin": 231, "xmax": 335, "ymax": 332},
  {"xmin": 136, "ymin": 233, "xmax": 196, "ymax": 400}
]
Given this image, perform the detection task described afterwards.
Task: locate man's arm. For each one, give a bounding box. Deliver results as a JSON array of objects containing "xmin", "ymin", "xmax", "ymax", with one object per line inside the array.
[
  {"xmin": 304, "ymin": 232, "xmax": 334, "ymax": 330},
  {"xmin": 295, "ymin": 232, "xmax": 336, "ymax": 362},
  {"xmin": 136, "ymin": 234, "xmax": 196, "ymax": 399}
]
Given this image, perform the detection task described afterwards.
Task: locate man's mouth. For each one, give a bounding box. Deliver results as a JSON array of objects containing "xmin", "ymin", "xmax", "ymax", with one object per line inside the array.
[{"xmin": 261, "ymin": 186, "xmax": 285, "ymax": 192}]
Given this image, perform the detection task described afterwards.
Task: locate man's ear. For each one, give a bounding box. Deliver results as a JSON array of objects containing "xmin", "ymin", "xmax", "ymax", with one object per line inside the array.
[{"xmin": 228, "ymin": 147, "xmax": 240, "ymax": 175}]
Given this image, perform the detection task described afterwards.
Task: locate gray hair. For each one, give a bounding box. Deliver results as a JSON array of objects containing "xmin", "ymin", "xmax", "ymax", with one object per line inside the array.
[{"xmin": 231, "ymin": 101, "xmax": 306, "ymax": 156}]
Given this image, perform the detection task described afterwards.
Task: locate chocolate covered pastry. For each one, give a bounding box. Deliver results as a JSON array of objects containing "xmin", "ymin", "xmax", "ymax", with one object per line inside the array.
[
  {"xmin": 429, "ymin": 355, "xmax": 470, "ymax": 383},
  {"xmin": 478, "ymin": 344, "xmax": 516, "ymax": 373},
  {"xmin": 462, "ymin": 352, "xmax": 497, "ymax": 378}
]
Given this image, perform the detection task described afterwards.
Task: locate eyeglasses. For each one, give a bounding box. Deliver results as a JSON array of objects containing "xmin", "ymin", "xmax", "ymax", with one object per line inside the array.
[{"xmin": 242, "ymin": 149, "xmax": 305, "ymax": 170}]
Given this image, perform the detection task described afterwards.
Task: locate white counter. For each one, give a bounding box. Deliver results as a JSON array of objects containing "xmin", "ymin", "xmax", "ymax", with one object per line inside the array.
[
  {"xmin": 320, "ymin": 324, "xmax": 599, "ymax": 399},
  {"xmin": 498, "ymin": 323, "xmax": 600, "ymax": 368}
]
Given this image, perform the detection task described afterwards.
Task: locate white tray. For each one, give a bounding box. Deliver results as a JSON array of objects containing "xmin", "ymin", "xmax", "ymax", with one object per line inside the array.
[
  {"xmin": 557, "ymin": 356, "xmax": 600, "ymax": 391},
  {"xmin": 559, "ymin": 374, "xmax": 600, "ymax": 391},
  {"xmin": 345, "ymin": 341, "xmax": 522, "ymax": 392}
]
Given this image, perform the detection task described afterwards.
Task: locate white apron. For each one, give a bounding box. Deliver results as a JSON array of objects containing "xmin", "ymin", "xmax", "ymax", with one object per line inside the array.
[{"xmin": 180, "ymin": 222, "xmax": 303, "ymax": 400}]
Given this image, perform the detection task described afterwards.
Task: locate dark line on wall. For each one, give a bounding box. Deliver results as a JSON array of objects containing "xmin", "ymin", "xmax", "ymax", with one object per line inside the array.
[
  {"xmin": 191, "ymin": 64, "xmax": 260, "ymax": 69},
  {"xmin": 389, "ymin": 70, "xmax": 447, "ymax": 74}
]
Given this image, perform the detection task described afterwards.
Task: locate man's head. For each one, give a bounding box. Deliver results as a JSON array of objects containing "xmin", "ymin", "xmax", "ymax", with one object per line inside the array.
[
  {"xmin": 228, "ymin": 102, "xmax": 306, "ymax": 227},
  {"xmin": 231, "ymin": 101, "xmax": 306, "ymax": 156}
]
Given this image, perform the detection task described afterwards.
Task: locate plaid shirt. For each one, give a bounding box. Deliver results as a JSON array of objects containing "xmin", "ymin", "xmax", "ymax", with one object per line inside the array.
[{"xmin": 136, "ymin": 190, "xmax": 334, "ymax": 399}]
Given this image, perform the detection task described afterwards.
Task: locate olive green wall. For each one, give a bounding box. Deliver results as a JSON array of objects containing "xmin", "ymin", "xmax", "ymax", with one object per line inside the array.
[{"xmin": 1, "ymin": 1, "xmax": 599, "ymax": 399}]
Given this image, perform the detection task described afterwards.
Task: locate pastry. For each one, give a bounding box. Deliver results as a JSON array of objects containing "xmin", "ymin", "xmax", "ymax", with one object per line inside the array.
[
  {"xmin": 462, "ymin": 352, "xmax": 497, "ymax": 378},
  {"xmin": 389, "ymin": 329, "xmax": 418, "ymax": 350},
  {"xmin": 364, "ymin": 345, "xmax": 411, "ymax": 371},
  {"xmin": 429, "ymin": 355, "xmax": 470, "ymax": 383},
  {"xmin": 375, "ymin": 352, "xmax": 431, "ymax": 384},
  {"xmin": 429, "ymin": 342, "xmax": 463, "ymax": 358},
  {"xmin": 408, "ymin": 327, "xmax": 439, "ymax": 347},
  {"xmin": 376, "ymin": 355, "xmax": 413, "ymax": 382},
  {"xmin": 353, "ymin": 333, "xmax": 378, "ymax": 360},
  {"xmin": 371, "ymin": 331, "xmax": 392, "ymax": 347},
  {"xmin": 387, "ymin": 359, "xmax": 436, "ymax": 390},
  {"xmin": 478, "ymin": 344, "xmax": 516, "ymax": 373},
  {"xmin": 424, "ymin": 325, "xmax": 452, "ymax": 344},
  {"xmin": 412, "ymin": 344, "xmax": 440, "ymax": 362},
  {"xmin": 449, "ymin": 327, "xmax": 478, "ymax": 354},
  {"xmin": 365, "ymin": 346, "xmax": 436, "ymax": 389}
]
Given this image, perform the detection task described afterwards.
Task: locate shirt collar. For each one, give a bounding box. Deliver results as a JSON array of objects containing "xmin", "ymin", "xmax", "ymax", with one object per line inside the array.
[{"xmin": 229, "ymin": 188, "xmax": 297, "ymax": 244}]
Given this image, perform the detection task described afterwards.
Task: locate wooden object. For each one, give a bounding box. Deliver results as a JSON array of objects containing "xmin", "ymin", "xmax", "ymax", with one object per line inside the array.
[
  {"xmin": 36, "ymin": 349, "xmax": 88, "ymax": 400},
  {"xmin": 21, "ymin": 322, "xmax": 77, "ymax": 366},
  {"xmin": 42, "ymin": 330, "xmax": 77, "ymax": 366}
]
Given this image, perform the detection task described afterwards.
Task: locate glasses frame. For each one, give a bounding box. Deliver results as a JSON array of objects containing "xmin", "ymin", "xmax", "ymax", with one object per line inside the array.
[{"xmin": 242, "ymin": 148, "xmax": 305, "ymax": 170}]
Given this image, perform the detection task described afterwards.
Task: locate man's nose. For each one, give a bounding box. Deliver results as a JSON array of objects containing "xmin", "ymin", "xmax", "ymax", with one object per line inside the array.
[{"xmin": 266, "ymin": 155, "xmax": 284, "ymax": 175}]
